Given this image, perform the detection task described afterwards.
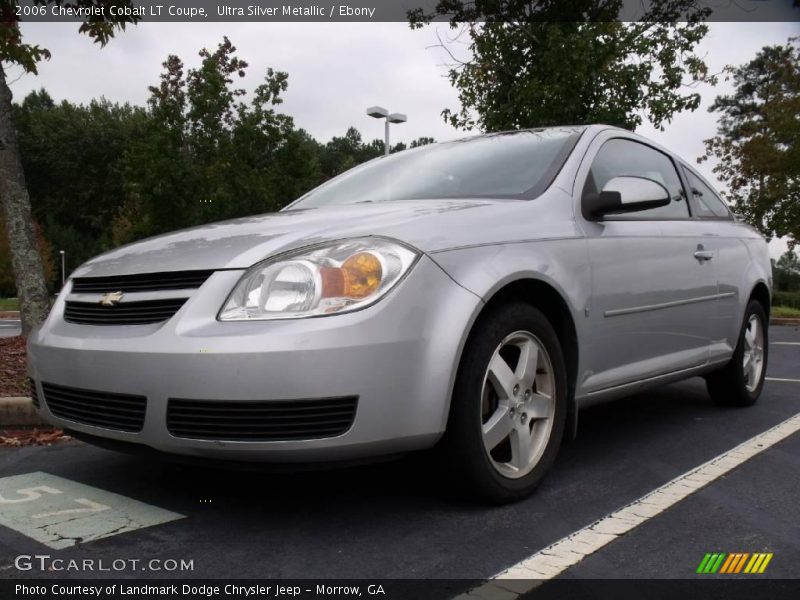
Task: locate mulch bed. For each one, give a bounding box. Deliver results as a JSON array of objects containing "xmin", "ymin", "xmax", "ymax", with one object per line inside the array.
[
  {"xmin": 0, "ymin": 335, "xmax": 27, "ymax": 397},
  {"xmin": 0, "ymin": 336, "xmax": 70, "ymax": 447},
  {"xmin": 1, "ymin": 428, "xmax": 70, "ymax": 447}
]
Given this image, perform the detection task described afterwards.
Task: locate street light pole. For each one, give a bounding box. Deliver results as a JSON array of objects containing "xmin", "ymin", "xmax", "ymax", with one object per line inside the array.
[
  {"xmin": 366, "ymin": 106, "xmax": 407, "ymax": 156},
  {"xmin": 59, "ymin": 250, "xmax": 65, "ymax": 287}
]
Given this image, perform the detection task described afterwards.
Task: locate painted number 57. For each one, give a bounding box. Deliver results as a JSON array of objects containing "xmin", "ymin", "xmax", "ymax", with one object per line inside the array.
[{"xmin": 0, "ymin": 485, "xmax": 110, "ymax": 518}]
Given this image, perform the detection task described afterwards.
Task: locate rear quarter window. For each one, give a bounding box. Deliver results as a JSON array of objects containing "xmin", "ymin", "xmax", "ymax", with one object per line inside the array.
[{"xmin": 682, "ymin": 167, "xmax": 732, "ymax": 219}]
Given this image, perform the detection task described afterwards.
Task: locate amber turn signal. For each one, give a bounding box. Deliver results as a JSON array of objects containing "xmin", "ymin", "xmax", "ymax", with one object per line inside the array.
[{"xmin": 320, "ymin": 252, "xmax": 383, "ymax": 299}]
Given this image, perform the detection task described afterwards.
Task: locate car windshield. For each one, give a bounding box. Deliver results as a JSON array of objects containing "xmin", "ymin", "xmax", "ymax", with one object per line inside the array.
[{"xmin": 290, "ymin": 127, "xmax": 583, "ymax": 209}]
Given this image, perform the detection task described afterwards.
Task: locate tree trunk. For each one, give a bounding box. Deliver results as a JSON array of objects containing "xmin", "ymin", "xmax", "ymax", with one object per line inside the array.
[{"xmin": 0, "ymin": 64, "xmax": 50, "ymax": 335}]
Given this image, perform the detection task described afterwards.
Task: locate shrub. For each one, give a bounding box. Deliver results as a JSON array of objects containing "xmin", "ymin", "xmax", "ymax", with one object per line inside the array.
[{"xmin": 773, "ymin": 290, "xmax": 800, "ymax": 310}]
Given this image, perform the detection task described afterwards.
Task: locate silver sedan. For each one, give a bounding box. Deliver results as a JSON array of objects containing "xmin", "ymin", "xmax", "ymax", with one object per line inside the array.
[{"xmin": 29, "ymin": 125, "xmax": 771, "ymax": 502}]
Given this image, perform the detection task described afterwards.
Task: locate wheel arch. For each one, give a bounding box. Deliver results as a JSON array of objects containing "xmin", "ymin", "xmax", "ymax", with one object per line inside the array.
[
  {"xmin": 749, "ymin": 281, "xmax": 771, "ymax": 318},
  {"xmin": 448, "ymin": 277, "xmax": 581, "ymax": 442}
]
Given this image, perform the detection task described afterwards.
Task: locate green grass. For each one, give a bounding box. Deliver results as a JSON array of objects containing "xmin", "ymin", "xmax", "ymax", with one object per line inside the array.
[
  {"xmin": 0, "ymin": 298, "xmax": 19, "ymax": 311},
  {"xmin": 773, "ymin": 305, "xmax": 800, "ymax": 318}
]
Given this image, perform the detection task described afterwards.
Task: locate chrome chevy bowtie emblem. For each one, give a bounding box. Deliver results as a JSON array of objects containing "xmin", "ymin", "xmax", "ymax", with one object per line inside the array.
[{"xmin": 99, "ymin": 291, "xmax": 124, "ymax": 306}]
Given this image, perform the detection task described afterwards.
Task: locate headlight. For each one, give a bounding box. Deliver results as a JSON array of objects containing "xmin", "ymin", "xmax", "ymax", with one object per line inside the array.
[{"xmin": 219, "ymin": 238, "xmax": 419, "ymax": 321}]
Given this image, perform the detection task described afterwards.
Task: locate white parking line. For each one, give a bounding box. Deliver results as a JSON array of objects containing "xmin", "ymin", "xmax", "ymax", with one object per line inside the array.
[
  {"xmin": 766, "ymin": 377, "xmax": 800, "ymax": 383},
  {"xmin": 456, "ymin": 412, "xmax": 800, "ymax": 599},
  {"xmin": 772, "ymin": 342, "xmax": 800, "ymax": 346}
]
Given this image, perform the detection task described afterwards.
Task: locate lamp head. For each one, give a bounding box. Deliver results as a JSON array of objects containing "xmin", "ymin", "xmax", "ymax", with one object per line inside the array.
[{"xmin": 366, "ymin": 106, "xmax": 389, "ymax": 119}]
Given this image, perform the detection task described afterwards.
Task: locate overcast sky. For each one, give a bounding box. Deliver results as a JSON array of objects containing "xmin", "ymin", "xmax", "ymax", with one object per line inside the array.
[{"xmin": 7, "ymin": 21, "xmax": 799, "ymax": 256}]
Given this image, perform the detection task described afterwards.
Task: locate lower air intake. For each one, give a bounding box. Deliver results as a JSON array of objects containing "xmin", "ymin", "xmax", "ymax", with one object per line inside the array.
[
  {"xmin": 166, "ymin": 397, "xmax": 358, "ymax": 441},
  {"xmin": 42, "ymin": 382, "xmax": 147, "ymax": 433}
]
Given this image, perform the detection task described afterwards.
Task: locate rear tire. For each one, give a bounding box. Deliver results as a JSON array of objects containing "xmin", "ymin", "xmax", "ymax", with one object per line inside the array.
[
  {"xmin": 444, "ymin": 302, "xmax": 567, "ymax": 504},
  {"xmin": 705, "ymin": 300, "xmax": 768, "ymax": 407}
]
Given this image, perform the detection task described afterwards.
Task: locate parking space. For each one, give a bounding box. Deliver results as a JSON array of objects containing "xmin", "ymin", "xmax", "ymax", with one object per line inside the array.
[
  {"xmin": 0, "ymin": 326, "xmax": 798, "ymax": 591},
  {"xmin": 0, "ymin": 472, "xmax": 183, "ymax": 550},
  {"xmin": 562, "ymin": 431, "xmax": 800, "ymax": 579},
  {"xmin": 765, "ymin": 324, "xmax": 800, "ymax": 381}
]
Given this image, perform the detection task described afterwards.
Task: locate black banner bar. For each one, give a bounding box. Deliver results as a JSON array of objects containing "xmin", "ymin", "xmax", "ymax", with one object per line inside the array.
[
  {"xmin": 4, "ymin": 579, "xmax": 800, "ymax": 600},
  {"xmin": 6, "ymin": 0, "xmax": 800, "ymax": 23}
]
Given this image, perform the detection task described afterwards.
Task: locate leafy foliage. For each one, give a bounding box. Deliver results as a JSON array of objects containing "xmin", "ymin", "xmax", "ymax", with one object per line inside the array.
[
  {"xmin": 1, "ymin": 0, "xmax": 140, "ymax": 331},
  {"xmin": 0, "ymin": 0, "xmax": 140, "ymax": 72},
  {"xmin": 773, "ymin": 249, "xmax": 800, "ymax": 292},
  {"xmin": 773, "ymin": 291, "xmax": 800, "ymax": 311},
  {"xmin": 7, "ymin": 39, "xmax": 433, "ymax": 292},
  {"xmin": 116, "ymin": 37, "xmax": 374, "ymax": 244},
  {"xmin": 14, "ymin": 90, "xmax": 147, "ymax": 262},
  {"xmin": 701, "ymin": 39, "xmax": 799, "ymax": 247},
  {"xmin": 408, "ymin": 0, "xmax": 714, "ymax": 131}
]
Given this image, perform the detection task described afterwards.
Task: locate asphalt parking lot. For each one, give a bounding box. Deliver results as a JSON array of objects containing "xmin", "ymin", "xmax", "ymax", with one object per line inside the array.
[{"xmin": 1, "ymin": 326, "xmax": 798, "ymax": 593}]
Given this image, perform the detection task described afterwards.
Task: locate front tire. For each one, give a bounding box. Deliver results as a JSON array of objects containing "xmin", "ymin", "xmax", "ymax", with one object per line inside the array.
[
  {"xmin": 445, "ymin": 303, "xmax": 567, "ymax": 503},
  {"xmin": 705, "ymin": 300, "xmax": 768, "ymax": 407}
]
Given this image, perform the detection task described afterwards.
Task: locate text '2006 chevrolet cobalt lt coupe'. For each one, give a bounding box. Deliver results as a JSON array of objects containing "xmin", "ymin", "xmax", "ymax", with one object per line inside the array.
[{"xmin": 29, "ymin": 125, "xmax": 771, "ymax": 502}]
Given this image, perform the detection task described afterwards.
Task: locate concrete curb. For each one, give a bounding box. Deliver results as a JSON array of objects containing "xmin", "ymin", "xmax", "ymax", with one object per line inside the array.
[{"xmin": 0, "ymin": 397, "xmax": 45, "ymax": 427}]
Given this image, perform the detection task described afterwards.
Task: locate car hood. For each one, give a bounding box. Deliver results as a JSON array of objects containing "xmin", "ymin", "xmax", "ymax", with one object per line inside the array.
[{"xmin": 72, "ymin": 198, "xmax": 568, "ymax": 277}]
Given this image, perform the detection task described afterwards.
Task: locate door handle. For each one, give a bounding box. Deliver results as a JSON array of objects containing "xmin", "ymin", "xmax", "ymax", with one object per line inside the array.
[{"xmin": 694, "ymin": 248, "xmax": 714, "ymax": 261}]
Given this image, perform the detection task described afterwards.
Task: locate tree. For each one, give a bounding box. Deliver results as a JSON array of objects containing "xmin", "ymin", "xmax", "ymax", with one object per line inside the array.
[
  {"xmin": 0, "ymin": 0, "xmax": 139, "ymax": 334},
  {"xmin": 5, "ymin": 33, "xmax": 441, "ymax": 285},
  {"xmin": 118, "ymin": 38, "xmax": 297, "ymax": 243},
  {"xmin": 773, "ymin": 249, "xmax": 800, "ymax": 292},
  {"xmin": 701, "ymin": 39, "xmax": 799, "ymax": 248},
  {"xmin": 317, "ymin": 127, "xmax": 428, "ymax": 179},
  {"xmin": 14, "ymin": 90, "xmax": 147, "ymax": 282},
  {"xmin": 408, "ymin": 0, "xmax": 714, "ymax": 132},
  {"xmin": 0, "ymin": 213, "xmax": 54, "ymax": 298},
  {"xmin": 410, "ymin": 136, "xmax": 436, "ymax": 148}
]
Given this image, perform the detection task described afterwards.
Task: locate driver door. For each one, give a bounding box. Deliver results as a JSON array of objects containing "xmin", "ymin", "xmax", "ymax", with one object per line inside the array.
[{"xmin": 578, "ymin": 136, "xmax": 716, "ymax": 394}]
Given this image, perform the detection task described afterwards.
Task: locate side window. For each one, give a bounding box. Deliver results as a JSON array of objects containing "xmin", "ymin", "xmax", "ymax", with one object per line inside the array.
[
  {"xmin": 582, "ymin": 138, "xmax": 689, "ymax": 219},
  {"xmin": 683, "ymin": 167, "xmax": 731, "ymax": 219}
]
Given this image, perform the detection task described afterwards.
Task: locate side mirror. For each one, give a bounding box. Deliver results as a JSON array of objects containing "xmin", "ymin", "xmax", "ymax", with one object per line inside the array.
[{"xmin": 582, "ymin": 176, "xmax": 671, "ymax": 221}]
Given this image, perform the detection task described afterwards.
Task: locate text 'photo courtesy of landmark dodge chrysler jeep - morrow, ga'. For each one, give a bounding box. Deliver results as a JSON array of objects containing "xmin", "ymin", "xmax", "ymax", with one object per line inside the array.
[{"xmin": 29, "ymin": 125, "xmax": 771, "ymax": 503}]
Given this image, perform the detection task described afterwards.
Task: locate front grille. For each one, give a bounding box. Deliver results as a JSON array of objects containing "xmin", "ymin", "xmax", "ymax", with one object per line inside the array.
[
  {"xmin": 30, "ymin": 378, "xmax": 39, "ymax": 408},
  {"xmin": 42, "ymin": 382, "xmax": 146, "ymax": 432},
  {"xmin": 64, "ymin": 299, "xmax": 187, "ymax": 325},
  {"xmin": 167, "ymin": 397, "xmax": 358, "ymax": 441},
  {"xmin": 71, "ymin": 270, "xmax": 213, "ymax": 293}
]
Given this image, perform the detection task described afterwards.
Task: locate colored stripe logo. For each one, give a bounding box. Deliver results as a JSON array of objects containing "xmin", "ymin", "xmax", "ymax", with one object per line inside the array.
[{"xmin": 696, "ymin": 552, "xmax": 773, "ymax": 574}]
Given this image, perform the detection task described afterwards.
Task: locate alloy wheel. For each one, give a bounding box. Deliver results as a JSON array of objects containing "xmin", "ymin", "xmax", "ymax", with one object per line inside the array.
[
  {"xmin": 480, "ymin": 330, "xmax": 556, "ymax": 479},
  {"xmin": 743, "ymin": 314, "xmax": 765, "ymax": 392}
]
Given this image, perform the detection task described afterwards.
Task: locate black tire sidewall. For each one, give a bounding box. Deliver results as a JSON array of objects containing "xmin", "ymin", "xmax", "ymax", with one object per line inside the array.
[{"xmin": 707, "ymin": 299, "xmax": 769, "ymax": 406}]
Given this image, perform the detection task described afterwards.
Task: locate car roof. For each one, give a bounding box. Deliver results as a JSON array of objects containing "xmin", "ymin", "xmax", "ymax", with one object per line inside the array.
[{"xmin": 447, "ymin": 125, "xmax": 594, "ymax": 144}]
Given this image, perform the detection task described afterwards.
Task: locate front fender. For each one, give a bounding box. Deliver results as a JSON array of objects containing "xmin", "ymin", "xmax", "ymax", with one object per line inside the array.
[
  {"xmin": 429, "ymin": 237, "xmax": 591, "ymax": 437},
  {"xmin": 429, "ymin": 238, "xmax": 591, "ymax": 325}
]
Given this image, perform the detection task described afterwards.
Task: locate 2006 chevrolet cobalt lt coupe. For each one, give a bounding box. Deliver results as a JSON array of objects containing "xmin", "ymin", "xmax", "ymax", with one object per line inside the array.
[{"xmin": 29, "ymin": 125, "xmax": 771, "ymax": 502}]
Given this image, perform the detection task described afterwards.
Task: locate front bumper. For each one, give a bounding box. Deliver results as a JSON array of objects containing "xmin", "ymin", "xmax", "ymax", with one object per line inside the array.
[{"xmin": 28, "ymin": 255, "xmax": 481, "ymax": 462}]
